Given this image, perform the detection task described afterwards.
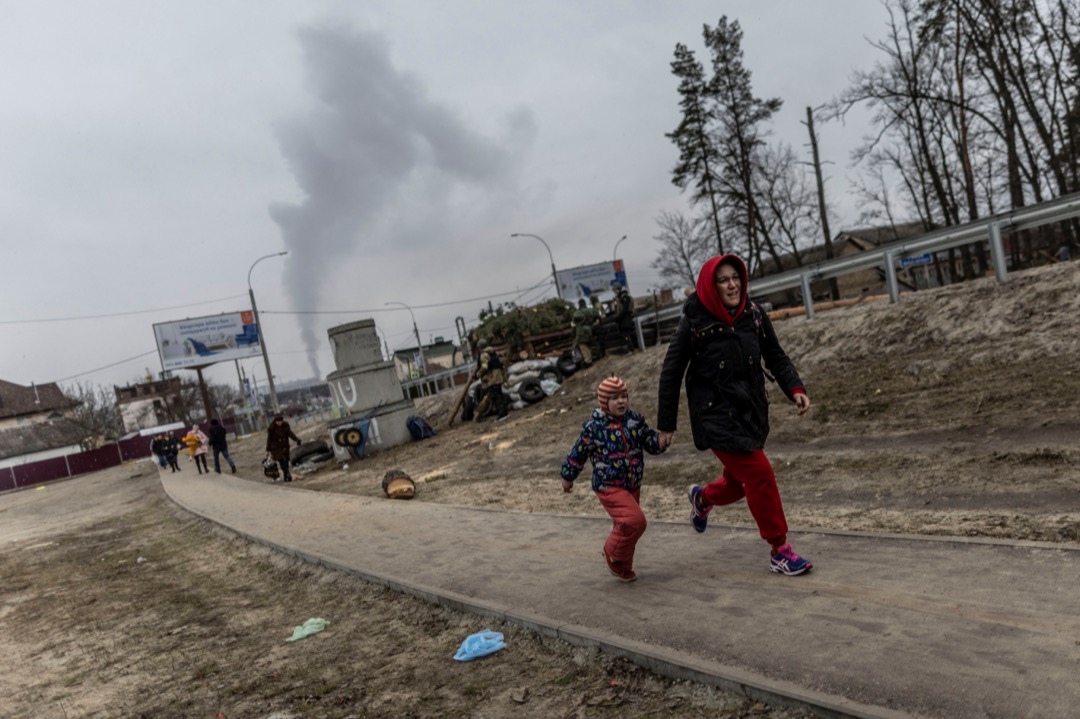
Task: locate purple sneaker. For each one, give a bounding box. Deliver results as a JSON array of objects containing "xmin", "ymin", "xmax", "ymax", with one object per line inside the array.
[
  {"xmin": 688, "ymin": 484, "xmax": 712, "ymax": 533},
  {"xmin": 769, "ymin": 543, "xmax": 812, "ymax": 576}
]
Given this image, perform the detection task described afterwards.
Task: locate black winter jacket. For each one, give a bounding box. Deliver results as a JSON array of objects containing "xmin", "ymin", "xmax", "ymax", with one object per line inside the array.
[
  {"xmin": 266, "ymin": 420, "xmax": 300, "ymax": 462},
  {"xmin": 657, "ymin": 294, "xmax": 803, "ymax": 452},
  {"xmin": 208, "ymin": 422, "xmax": 228, "ymax": 450}
]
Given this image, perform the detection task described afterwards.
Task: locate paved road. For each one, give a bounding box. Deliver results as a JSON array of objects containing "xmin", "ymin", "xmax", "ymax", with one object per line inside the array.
[{"xmin": 161, "ymin": 471, "xmax": 1080, "ymax": 719}]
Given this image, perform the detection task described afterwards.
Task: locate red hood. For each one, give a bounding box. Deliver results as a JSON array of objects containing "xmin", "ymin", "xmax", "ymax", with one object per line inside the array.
[{"xmin": 695, "ymin": 254, "xmax": 748, "ymax": 324}]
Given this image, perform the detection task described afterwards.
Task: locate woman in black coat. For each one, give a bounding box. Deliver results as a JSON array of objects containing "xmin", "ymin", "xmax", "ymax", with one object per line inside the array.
[
  {"xmin": 265, "ymin": 414, "xmax": 301, "ymax": 482},
  {"xmin": 656, "ymin": 254, "xmax": 813, "ymax": 576}
]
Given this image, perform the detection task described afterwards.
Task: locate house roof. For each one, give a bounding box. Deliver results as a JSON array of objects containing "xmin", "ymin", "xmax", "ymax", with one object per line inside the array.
[
  {"xmin": 750, "ymin": 222, "xmax": 928, "ymax": 277},
  {"xmin": 834, "ymin": 221, "xmax": 927, "ymax": 249},
  {"xmin": 0, "ymin": 380, "xmax": 78, "ymax": 421},
  {"xmin": 392, "ymin": 340, "xmax": 457, "ymax": 360},
  {"xmin": 0, "ymin": 418, "xmax": 85, "ymax": 460}
]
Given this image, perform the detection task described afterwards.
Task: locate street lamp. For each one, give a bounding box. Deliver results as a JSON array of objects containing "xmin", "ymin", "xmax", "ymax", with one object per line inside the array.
[
  {"xmin": 374, "ymin": 325, "xmax": 391, "ymax": 362},
  {"xmin": 385, "ymin": 301, "xmax": 425, "ymax": 376},
  {"xmin": 248, "ymin": 251, "xmax": 287, "ymax": 414},
  {"xmin": 511, "ymin": 233, "xmax": 562, "ymax": 300},
  {"xmin": 613, "ymin": 234, "xmax": 627, "ymax": 262}
]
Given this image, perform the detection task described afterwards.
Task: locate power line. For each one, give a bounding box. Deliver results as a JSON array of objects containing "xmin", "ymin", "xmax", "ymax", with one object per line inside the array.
[
  {"xmin": 261, "ymin": 279, "xmax": 554, "ymax": 316},
  {"xmin": 0, "ymin": 294, "xmax": 249, "ymax": 325},
  {"xmin": 53, "ymin": 350, "xmax": 160, "ymax": 384},
  {"xmin": 271, "ymin": 348, "xmax": 334, "ymax": 357}
]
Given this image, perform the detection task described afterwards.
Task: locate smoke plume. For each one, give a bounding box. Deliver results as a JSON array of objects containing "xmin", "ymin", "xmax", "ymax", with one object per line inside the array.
[{"xmin": 269, "ymin": 22, "xmax": 532, "ymax": 378}]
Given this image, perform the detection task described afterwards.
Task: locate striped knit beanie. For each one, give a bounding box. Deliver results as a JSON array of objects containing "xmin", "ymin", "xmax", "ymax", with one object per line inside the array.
[{"xmin": 597, "ymin": 376, "xmax": 627, "ymax": 413}]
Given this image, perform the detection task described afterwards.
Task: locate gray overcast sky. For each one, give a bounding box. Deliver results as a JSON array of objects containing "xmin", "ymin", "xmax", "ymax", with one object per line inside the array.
[{"xmin": 1, "ymin": 0, "xmax": 890, "ymax": 392}]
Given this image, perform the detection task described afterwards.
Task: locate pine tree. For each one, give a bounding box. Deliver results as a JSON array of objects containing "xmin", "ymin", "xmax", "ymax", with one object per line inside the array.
[
  {"xmin": 703, "ymin": 16, "xmax": 783, "ymax": 272},
  {"xmin": 666, "ymin": 42, "xmax": 725, "ymax": 254}
]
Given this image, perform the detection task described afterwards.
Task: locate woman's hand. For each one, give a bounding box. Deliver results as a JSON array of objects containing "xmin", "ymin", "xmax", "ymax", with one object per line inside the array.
[
  {"xmin": 794, "ymin": 393, "xmax": 811, "ymax": 416},
  {"xmin": 659, "ymin": 431, "xmax": 674, "ymax": 450}
]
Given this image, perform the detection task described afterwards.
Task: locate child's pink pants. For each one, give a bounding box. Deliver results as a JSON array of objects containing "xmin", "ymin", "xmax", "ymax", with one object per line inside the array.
[{"xmin": 595, "ymin": 487, "xmax": 646, "ymax": 567}]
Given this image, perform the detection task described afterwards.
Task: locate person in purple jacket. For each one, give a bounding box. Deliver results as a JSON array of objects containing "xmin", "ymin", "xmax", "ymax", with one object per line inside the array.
[{"xmin": 560, "ymin": 376, "xmax": 665, "ymax": 582}]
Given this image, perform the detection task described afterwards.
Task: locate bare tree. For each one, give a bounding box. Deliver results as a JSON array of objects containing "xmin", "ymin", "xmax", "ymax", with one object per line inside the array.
[
  {"xmin": 834, "ymin": 0, "xmax": 1079, "ymax": 269},
  {"xmin": 207, "ymin": 382, "xmax": 241, "ymax": 421},
  {"xmin": 63, "ymin": 381, "xmax": 124, "ymax": 450},
  {"xmin": 651, "ymin": 210, "xmax": 712, "ymax": 287},
  {"xmin": 804, "ymin": 106, "xmax": 842, "ymax": 299},
  {"xmin": 753, "ymin": 144, "xmax": 819, "ymax": 267},
  {"xmin": 165, "ymin": 381, "xmax": 206, "ymax": 427}
]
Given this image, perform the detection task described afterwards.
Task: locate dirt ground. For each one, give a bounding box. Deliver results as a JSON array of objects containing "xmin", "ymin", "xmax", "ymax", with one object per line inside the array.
[{"xmin": 2, "ymin": 260, "xmax": 1078, "ymax": 718}]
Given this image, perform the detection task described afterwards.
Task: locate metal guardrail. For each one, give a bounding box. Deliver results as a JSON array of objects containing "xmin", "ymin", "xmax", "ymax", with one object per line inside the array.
[
  {"xmin": 751, "ymin": 191, "xmax": 1080, "ymax": 317},
  {"xmin": 634, "ymin": 305, "xmax": 682, "ymax": 348}
]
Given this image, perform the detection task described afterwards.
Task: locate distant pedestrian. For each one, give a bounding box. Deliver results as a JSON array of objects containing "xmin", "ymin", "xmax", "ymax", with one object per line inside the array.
[
  {"xmin": 571, "ymin": 308, "xmax": 594, "ymax": 367},
  {"xmin": 560, "ymin": 376, "xmax": 665, "ymax": 582},
  {"xmin": 589, "ymin": 294, "xmax": 606, "ymax": 358},
  {"xmin": 611, "ymin": 283, "xmax": 637, "ymax": 351},
  {"xmin": 207, "ymin": 418, "xmax": 236, "ymax": 474},
  {"xmin": 183, "ymin": 425, "xmax": 209, "ymax": 474},
  {"xmin": 266, "ymin": 414, "xmax": 302, "ymax": 482},
  {"xmin": 581, "ymin": 296, "xmax": 600, "ymax": 326},
  {"xmin": 475, "ymin": 339, "xmax": 509, "ymax": 422},
  {"xmin": 164, "ymin": 433, "xmax": 181, "ymax": 472},
  {"xmin": 150, "ymin": 434, "xmax": 167, "ymax": 469},
  {"xmin": 657, "ymin": 254, "xmax": 813, "ymax": 576}
]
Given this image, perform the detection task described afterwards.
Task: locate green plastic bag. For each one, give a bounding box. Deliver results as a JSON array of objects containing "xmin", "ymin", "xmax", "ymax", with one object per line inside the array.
[{"xmin": 286, "ymin": 617, "xmax": 329, "ymax": 642}]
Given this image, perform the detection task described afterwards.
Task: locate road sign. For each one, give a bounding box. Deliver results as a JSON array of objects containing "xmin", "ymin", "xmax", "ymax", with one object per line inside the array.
[{"xmin": 900, "ymin": 252, "xmax": 933, "ymax": 269}]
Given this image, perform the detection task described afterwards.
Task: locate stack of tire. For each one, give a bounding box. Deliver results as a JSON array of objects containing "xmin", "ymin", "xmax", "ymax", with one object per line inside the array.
[{"xmin": 291, "ymin": 439, "xmax": 335, "ymax": 467}]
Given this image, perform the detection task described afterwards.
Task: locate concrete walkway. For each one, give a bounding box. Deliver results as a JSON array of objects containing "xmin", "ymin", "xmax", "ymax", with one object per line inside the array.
[{"xmin": 161, "ymin": 471, "xmax": 1080, "ymax": 719}]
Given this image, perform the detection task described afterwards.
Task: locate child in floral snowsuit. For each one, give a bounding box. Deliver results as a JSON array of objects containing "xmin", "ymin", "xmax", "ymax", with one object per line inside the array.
[{"xmin": 560, "ymin": 376, "xmax": 665, "ymax": 582}]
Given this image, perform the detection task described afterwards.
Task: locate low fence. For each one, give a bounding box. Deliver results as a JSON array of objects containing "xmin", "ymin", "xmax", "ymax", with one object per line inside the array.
[
  {"xmin": 0, "ymin": 418, "xmax": 239, "ymax": 493},
  {"xmin": 400, "ymin": 365, "xmax": 473, "ymax": 400},
  {"xmin": 291, "ymin": 407, "xmax": 336, "ymax": 430}
]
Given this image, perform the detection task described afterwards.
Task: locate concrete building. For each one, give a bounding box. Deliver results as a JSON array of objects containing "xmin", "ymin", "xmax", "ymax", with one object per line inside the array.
[
  {"xmin": 114, "ymin": 377, "xmax": 184, "ymax": 434},
  {"xmin": 391, "ymin": 338, "xmax": 465, "ymax": 381}
]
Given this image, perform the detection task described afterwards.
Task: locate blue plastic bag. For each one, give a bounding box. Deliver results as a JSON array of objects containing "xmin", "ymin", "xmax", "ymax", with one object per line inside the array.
[{"xmin": 453, "ymin": 630, "xmax": 506, "ymax": 661}]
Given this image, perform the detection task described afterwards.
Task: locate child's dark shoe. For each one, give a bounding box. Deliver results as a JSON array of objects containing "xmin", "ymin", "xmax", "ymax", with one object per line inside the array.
[{"xmin": 603, "ymin": 551, "xmax": 638, "ymax": 582}]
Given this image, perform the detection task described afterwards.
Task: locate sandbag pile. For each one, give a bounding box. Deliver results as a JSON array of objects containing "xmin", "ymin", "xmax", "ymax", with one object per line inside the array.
[
  {"xmin": 505, "ymin": 359, "xmax": 561, "ymax": 409},
  {"xmin": 462, "ymin": 357, "xmax": 565, "ymax": 420}
]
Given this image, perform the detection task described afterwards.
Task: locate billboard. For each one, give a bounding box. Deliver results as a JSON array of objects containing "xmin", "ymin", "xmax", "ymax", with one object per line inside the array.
[
  {"xmin": 555, "ymin": 260, "xmax": 629, "ymax": 300},
  {"xmin": 153, "ymin": 311, "xmax": 262, "ymax": 370}
]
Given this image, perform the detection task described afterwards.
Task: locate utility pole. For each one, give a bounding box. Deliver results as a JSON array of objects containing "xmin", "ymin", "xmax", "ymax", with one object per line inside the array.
[
  {"xmin": 804, "ymin": 106, "xmax": 841, "ymax": 301},
  {"xmin": 248, "ymin": 251, "xmax": 288, "ymax": 412}
]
